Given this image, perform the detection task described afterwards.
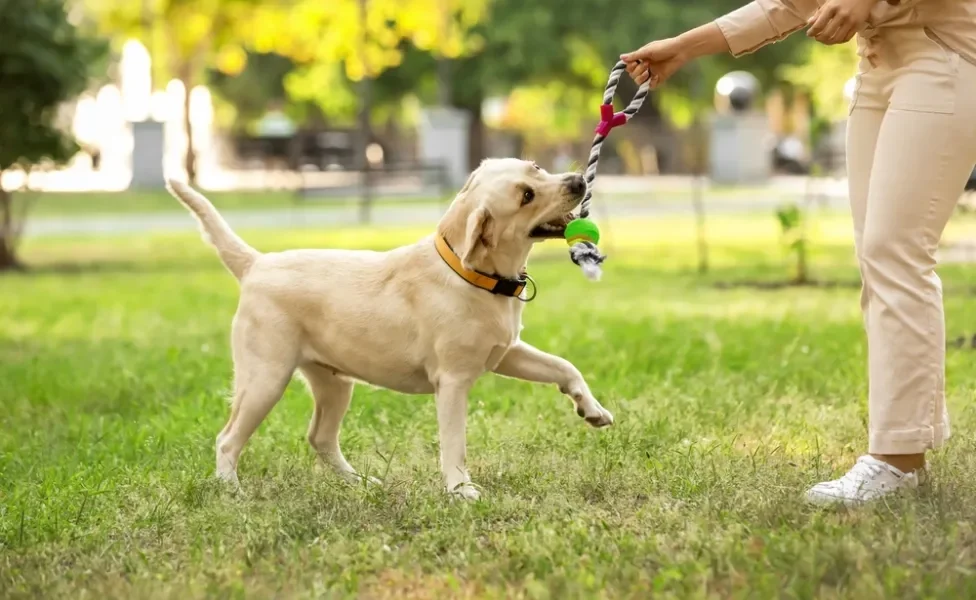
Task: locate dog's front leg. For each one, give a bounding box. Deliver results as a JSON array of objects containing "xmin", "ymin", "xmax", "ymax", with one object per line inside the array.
[
  {"xmin": 434, "ymin": 376, "xmax": 480, "ymax": 500},
  {"xmin": 493, "ymin": 342, "xmax": 614, "ymax": 427}
]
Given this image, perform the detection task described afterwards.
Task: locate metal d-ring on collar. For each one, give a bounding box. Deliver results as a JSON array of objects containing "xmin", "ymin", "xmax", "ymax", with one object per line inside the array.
[{"xmin": 518, "ymin": 273, "xmax": 538, "ymax": 303}]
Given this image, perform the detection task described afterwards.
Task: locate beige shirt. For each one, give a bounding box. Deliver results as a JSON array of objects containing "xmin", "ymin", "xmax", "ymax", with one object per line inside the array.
[{"xmin": 715, "ymin": 0, "xmax": 976, "ymax": 68}]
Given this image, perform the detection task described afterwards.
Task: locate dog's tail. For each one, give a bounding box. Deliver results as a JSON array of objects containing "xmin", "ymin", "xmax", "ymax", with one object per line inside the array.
[{"xmin": 166, "ymin": 179, "xmax": 259, "ymax": 281}]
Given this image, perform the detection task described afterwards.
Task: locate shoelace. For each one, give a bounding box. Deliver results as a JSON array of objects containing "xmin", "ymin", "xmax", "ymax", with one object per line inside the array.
[{"xmin": 835, "ymin": 457, "xmax": 887, "ymax": 489}]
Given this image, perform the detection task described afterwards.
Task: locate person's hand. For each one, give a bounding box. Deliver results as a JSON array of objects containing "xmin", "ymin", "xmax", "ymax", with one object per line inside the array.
[
  {"xmin": 619, "ymin": 38, "xmax": 688, "ymax": 89},
  {"xmin": 806, "ymin": 0, "xmax": 878, "ymax": 45}
]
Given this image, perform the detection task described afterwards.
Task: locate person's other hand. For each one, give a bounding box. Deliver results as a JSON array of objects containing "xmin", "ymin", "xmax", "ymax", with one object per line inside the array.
[
  {"xmin": 806, "ymin": 0, "xmax": 878, "ymax": 45},
  {"xmin": 620, "ymin": 38, "xmax": 688, "ymax": 89}
]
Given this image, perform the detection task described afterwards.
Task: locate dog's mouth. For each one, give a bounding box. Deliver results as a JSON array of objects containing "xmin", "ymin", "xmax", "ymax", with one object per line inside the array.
[{"xmin": 529, "ymin": 212, "xmax": 575, "ymax": 239}]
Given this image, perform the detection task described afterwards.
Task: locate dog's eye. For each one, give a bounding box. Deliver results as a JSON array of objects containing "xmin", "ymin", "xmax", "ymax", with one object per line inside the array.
[{"xmin": 521, "ymin": 188, "xmax": 535, "ymax": 205}]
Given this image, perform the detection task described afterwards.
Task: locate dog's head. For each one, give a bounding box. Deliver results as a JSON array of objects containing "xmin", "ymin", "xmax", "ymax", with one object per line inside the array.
[{"xmin": 437, "ymin": 158, "xmax": 586, "ymax": 277}]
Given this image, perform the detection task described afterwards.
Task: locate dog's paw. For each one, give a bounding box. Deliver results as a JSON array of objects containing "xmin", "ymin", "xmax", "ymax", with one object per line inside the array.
[
  {"xmin": 579, "ymin": 405, "xmax": 614, "ymax": 428},
  {"xmin": 334, "ymin": 468, "xmax": 383, "ymax": 487},
  {"xmin": 448, "ymin": 482, "xmax": 483, "ymax": 501},
  {"xmin": 215, "ymin": 471, "xmax": 244, "ymax": 495}
]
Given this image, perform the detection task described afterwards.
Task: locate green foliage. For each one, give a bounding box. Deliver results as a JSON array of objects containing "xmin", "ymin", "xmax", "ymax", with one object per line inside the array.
[
  {"xmin": 284, "ymin": 62, "xmax": 360, "ymax": 126},
  {"xmin": 83, "ymin": 0, "xmax": 839, "ymax": 139},
  {"xmin": 431, "ymin": 0, "xmax": 815, "ymax": 136},
  {"xmin": 265, "ymin": 0, "xmax": 487, "ymax": 82},
  {"xmin": 780, "ymin": 40, "xmax": 859, "ymax": 123},
  {"xmin": 0, "ymin": 0, "xmax": 106, "ymax": 269},
  {"xmin": 207, "ymin": 52, "xmax": 295, "ymax": 131},
  {"xmin": 86, "ymin": 0, "xmax": 266, "ymax": 79},
  {"xmin": 0, "ymin": 0, "xmax": 107, "ymax": 171}
]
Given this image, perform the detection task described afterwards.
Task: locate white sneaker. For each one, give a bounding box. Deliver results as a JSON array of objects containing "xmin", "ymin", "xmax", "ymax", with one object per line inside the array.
[{"xmin": 805, "ymin": 455, "xmax": 923, "ymax": 506}]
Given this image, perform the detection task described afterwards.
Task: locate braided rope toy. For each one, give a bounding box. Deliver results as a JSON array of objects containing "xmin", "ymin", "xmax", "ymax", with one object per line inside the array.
[{"xmin": 566, "ymin": 60, "xmax": 650, "ymax": 281}]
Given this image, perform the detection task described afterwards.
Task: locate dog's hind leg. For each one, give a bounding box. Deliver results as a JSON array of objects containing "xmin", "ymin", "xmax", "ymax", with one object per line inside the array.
[
  {"xmin": 215, "ymin": 315, "xmax": 298, "ymax": 489},
  {"xmin": 299, "ymin": 363, "xmax": 375, "ymax": 484}
]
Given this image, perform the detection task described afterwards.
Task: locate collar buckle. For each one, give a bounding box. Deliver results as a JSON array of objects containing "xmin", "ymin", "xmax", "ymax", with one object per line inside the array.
[{"xmin": 490, "ymin": 277, "xmax": 524, "ymax": 297}]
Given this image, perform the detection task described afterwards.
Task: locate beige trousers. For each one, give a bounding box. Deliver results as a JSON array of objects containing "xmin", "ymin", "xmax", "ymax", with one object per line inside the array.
[{"xmin": 847, "ymin": 27, "xmax": 976, "ymax": 454}]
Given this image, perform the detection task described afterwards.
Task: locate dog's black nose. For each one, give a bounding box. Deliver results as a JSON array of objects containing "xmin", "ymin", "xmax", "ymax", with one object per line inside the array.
[{"xmin": 565, "ymin": 174, "xmax": 586, "ymax": 196}]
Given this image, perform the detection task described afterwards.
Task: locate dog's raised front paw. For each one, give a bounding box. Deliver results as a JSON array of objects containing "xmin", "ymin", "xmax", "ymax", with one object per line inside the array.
[{"xmin": 578, "ymin": 405, "xmax": 614, "ymax": 428}]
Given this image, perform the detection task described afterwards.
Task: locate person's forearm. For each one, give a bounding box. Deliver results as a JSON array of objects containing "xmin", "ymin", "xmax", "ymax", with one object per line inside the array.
[
  {"xmin": 715, "ymin": 0, "xmax": 819, "ymax": 57},
  {"xmin": 676, "ymin": 22, "xmax": 731, "ymax": 61}
]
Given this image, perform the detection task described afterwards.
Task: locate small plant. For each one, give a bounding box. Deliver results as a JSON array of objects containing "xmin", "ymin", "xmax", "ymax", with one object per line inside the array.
[{"xmin": 775, "ymin": 201, "xmax": 809, "ymax": 284}]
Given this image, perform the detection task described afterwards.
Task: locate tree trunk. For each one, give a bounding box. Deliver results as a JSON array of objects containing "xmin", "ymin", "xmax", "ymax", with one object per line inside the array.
[
  {"xmin": 0, "ymin": 187, "xmax": 24, "ymax": 272},
  {"xmin": 467, "ymin": 100, "xmax": 485, "ymax": 171},
  {"xmin": 357, "ymin": 75, "xmax": 373, "ymax": 224},
  {"xmin": 0, "ymin": 242, "xmax": 22, "ymax": 272},
  {"xmin": 357, "ymin": 0, "xmax": 373, "ymax": 224},
  {"xmin": 689, "ymin": 68, "xmax": 709, "ymax": 274},
  {"xmin": 436, "ymin": 57, "xmax": 452, "ymax": 108},
  {"xmin": 182, "ymin": 68, "xmax": 197, "ymax": 185}
]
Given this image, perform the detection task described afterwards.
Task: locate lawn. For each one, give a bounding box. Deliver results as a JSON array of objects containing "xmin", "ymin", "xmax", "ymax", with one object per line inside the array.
[{"xmin": 4, "ymin": 208, "xmax": 976, "ymax": 598}]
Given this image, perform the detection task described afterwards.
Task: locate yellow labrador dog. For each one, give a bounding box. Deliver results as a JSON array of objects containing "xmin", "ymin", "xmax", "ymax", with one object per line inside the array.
[{"xmin": 166, "ymin": 158, "xmax": 613, "ymax": 500}]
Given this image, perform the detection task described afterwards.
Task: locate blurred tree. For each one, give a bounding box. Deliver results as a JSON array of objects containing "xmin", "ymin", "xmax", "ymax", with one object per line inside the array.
[
  {"xmin": 243, "ymin": 1, "xmax": 815, "ymax": 145},
  {"xmin": 156, "ymin": 0, "xmax": 821, "ymax": 173},
  {"xmin": 440, "ymin": 0, "xmax": 813, "ymax": 166},
  {"xmin": 207, "ymin": 51, "xmax": 296, "ymax": 132},
  {"xmin": 272, "ymin": 0, "xmax": 487, "ymax": 119},
  {"xmin": 780, "ymin": 39, "xmax": 858, "ymax": 150},
  {"xmin": 0, "ymin": 0, "xmax": 106, "ymax": 271},
  {"xmin": 267, "ymin": 0, "xmax": 489, "ymax": 221},
  {"xmin": 780, "ymin": 35, "xmax": 858, "ymax": 120},
  {"xmin": 396, "ymin": 0, "xmax": 489, "ymax": 105},
  {"xmin": 87, "ymin": 0, "xmax": 266, "ymax": 184}
]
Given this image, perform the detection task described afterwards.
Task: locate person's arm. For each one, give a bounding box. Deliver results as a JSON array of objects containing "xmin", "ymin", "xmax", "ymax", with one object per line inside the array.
[
  {"xmin": 715, "ymin": 0, "xmax": 821, "ymax": 57},
  {"xmin": 675, "ymin": 22, "xmax": 732, "ymax": 61},
  {"xmin": 620, "ymin": 23, "xmax": 731, "ymax": 87},
  {"xmin": 621, "ymin": 0, "xmax": 820, "ymax": 87}
]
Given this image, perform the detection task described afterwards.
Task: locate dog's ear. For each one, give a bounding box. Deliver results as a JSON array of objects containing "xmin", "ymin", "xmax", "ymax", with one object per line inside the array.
[{"xmin": 459, "ymin": 206, "xmax": 496, "ymax": 268}]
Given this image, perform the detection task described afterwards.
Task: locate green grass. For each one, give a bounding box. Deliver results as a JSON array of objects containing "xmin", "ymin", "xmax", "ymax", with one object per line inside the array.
[{"xmin": 4, "ymin": 211, "xmax": 976, "ymax": 598}]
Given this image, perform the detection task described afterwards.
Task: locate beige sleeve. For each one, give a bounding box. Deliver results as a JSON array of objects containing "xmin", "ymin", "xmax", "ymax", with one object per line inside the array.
[{"xmin": 714, "ymin": 0, "xmax": 821, "ymax": 57}]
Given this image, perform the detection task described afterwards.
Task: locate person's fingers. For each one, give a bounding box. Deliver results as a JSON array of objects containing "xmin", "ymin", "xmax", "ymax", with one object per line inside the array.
[
  {"xmin": 621, "ymin": 45, "xmax": 656, "ymax": 64},
  {"xmin": 806, "ymin": 13, "xmax": 827, "ymax": 37},
  {"xmin": 816, "ymin": 15, "xmax": 845, "ymax": 43},
  {"xmin": 620, "ymin": 49, "xmax": 644, "ymax": 64},
  {"xmin": 637, "ymin": 70, "xmax": 650, "ymax": 85},
  {"xmin": 806, "ymin": 5, "xmax": 836, "ymax": 37},
  {"xmin": 835, "ymin": 22, "xmax": 858, "ymax": 43},
  {"xmin": 631, "ymin": 64, "xmax": 649, "ymax": 83},
  {"xmin": 824, "ymin": 13, "xmax": 859, "ymax": 44}
]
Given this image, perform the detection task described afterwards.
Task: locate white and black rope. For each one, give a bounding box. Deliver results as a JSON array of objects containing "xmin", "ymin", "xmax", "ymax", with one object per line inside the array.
[{"xmin": 571, "ymin": 60, "xmax": 649, "ymax": 280}]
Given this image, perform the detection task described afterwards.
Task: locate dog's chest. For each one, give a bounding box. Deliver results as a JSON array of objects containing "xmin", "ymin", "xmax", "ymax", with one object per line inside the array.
[
  {"xmin": 481, "ymin": 309, "xmax": 523, "ymax": 371},
  {"xmin": 484, "ymin": 344, "xmax": 511, "ymax": 372}
]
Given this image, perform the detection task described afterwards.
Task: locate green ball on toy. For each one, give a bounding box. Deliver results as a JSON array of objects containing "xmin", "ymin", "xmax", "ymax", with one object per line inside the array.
[{"xmin": 564, "ymin": 218, "xmax": 600, "ymax": 246}]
